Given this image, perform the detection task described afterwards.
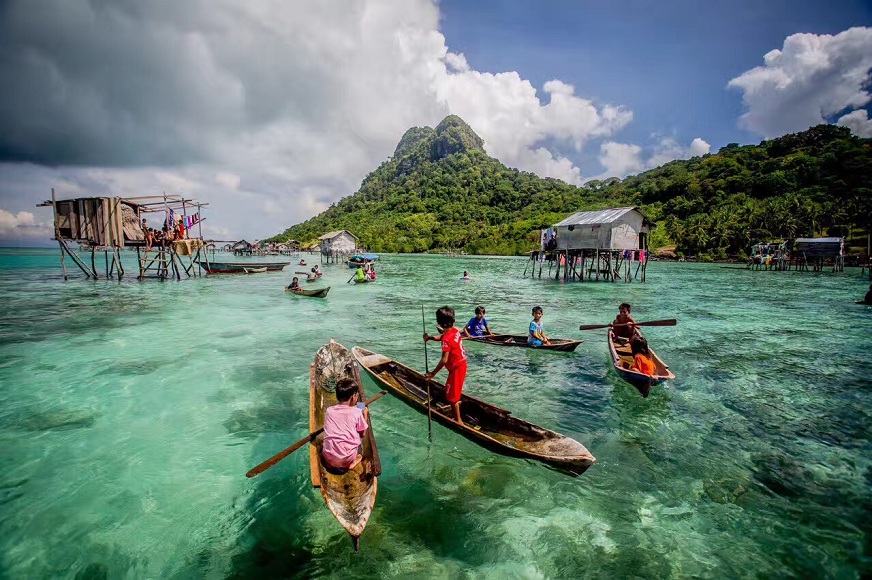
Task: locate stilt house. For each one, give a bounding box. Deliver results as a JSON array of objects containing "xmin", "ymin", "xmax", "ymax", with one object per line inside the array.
[
  {"xmin": 319, "ymin": 230, "xmax": 359, "ymax": 264},
  {"xmin": 38, "ymin": 190, "xmax": 209, "ymax": 281},
  {"xmin": 526, "ymin": 207, "xmax": 654, "ymax": 282}
]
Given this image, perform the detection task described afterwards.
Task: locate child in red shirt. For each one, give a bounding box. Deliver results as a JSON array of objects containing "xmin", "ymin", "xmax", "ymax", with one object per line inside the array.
[{"xmin": 423, "ymin": 306, "xmax": 468, "ymax": 426}]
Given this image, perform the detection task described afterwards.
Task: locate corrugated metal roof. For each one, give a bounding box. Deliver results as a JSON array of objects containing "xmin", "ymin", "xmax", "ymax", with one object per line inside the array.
[
  {"xmin": 793, "ymin": 237, "xmax": 842, "ymax": 244},
  {"xmin": 318, "ymin": 230, "xmax": 358, "ymax": 240},
  {"xmin": 554, "ymin": 207, "xmax": 639, "ymax": 227}
]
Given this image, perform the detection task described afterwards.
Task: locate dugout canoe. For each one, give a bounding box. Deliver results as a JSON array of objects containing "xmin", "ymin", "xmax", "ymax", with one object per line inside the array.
[
  {"xmin": 353, "ymin": 277, "xmax": 375, "ymax": 283},
  {"xmin": 352, "ymin": 347, "xmax": 595, "ymax": 474},
  {"xmin": 607, "ymin": 330, "xmax": 675, "ymax": 398},
  {"xmin": 465, "ymin": 334, "xmax": 584, "ymax": 352},
  {"xmin": 196, "ymin": 260, "xmax": 289, "ymax": 274},
  {"xmin": 286, "ymin": 286, "xmax": 330, "ymax": 297},
  {"xmin": 310, "ymin": 340, "xmax": 381, "ymax": 550}
]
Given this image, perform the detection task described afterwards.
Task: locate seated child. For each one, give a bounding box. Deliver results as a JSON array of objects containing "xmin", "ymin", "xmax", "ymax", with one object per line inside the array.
[
  {"xmin": 528, "ymin": 306, "xmax": 551, "ymax": 346},
  {"xmin": 612, "ymin": 303, "xmax": 639, "ymax": 342},
  {"xmin": 286, "ymin": 276, "xmax": 301, "ymax": 291},
  {"xmin": 322, "ymin": 378, "xmax": 369, "ymax": 470},
  {"xmin": 463, "ymin": 306, "xmax": 493, "ymax": 337},
  {"xmin": 630, "ymin": 337, "xmax": 655, "ymax": 376}
]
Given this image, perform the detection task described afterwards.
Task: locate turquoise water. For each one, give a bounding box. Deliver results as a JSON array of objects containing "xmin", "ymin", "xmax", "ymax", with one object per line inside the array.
[{"xmin": 0, "ymin": 248, "xmax": 869, "ymax": 578}]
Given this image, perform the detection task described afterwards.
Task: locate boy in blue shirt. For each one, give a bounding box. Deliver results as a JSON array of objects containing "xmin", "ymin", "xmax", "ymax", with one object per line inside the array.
[
  {"xmin": 528, "ymin": 306, "xmax": 551, "ymax": 346},
  {"xmin": 462, "ymin": 306, "xmax": 493, "ymax": 337}
]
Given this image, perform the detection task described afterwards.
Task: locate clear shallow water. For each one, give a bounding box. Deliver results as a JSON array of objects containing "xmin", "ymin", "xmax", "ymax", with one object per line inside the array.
[{"xmin": 0, "ymin": 248, "xmax": 869, "ymax": 578}]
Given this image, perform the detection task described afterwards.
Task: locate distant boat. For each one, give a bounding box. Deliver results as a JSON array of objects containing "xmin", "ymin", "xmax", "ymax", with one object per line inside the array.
[
  {"xmin": 287, "ymin": 286, "xmax": 330, "ymax": 298},
  {"xmin": 197, "ymin": 260, "xmax": 290, "ymax": 274},
  {"xmin": 347, "ymin": 254, "xmax": 380, "ymax": 268}
]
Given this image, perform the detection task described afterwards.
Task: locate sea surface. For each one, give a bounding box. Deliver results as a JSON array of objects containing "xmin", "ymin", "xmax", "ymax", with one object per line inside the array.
[{"xmin": 0, "ymin": 248, "xmax": 869, "ymax": 578}]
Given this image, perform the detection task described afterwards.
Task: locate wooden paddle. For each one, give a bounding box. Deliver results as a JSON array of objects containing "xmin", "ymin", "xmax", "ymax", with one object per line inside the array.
[
  {"xmin": 245, "ymin": 390, "xmax": 388, "ymax": 478},
  {"xmin": 578, "ymin": 319, "xmax": 677, "ymax": 331},
  {"xmin": 421, "ymin": 305, "xmax": 433, "ymax": 439}
]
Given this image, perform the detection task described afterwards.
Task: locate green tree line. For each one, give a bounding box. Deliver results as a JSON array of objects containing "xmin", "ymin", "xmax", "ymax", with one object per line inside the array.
[{"xmin": 267, "ymin": 118, "xmax": 871, "ymax": 258}]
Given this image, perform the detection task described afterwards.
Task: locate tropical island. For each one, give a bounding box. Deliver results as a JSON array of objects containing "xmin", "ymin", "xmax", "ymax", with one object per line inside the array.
[{"xmin": 268, "ymin": 115, "xmax": 871, "ymax": 260}]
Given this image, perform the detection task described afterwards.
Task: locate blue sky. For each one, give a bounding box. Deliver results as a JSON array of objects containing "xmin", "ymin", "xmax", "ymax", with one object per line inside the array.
[
  {"xmin": 438, "ymin": 0, "xmax": 872, "ymax": 174},
  {"xmin": 0, "ymin": 0, "xmax": 870, "ymax": 244}
]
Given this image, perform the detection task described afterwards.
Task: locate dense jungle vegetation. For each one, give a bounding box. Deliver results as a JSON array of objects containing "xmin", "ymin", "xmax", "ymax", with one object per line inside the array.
[{"xmin": 268, "ymin": 116, "xmax": 871, "ymax": 258}]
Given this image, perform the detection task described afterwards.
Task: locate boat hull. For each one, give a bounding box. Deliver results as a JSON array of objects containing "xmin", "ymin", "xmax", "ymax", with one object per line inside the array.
[
  {"xmin": 287, "ymin": 286, "xmax": 330, "ymax": 298},
  {"xmin": 310, "ymin": 341, "xmax": 381, "ymax": 549},
  {"xmin": 196, "ymin": 260, "xmax": 289, "ymax": 274},
  {"xmin": 467, "ymin": 334, "xmax": 583, "ymax": 352},
  {"xmin": 607, "ymin": 330, "xmax": 675, "ymax": 397},
  {"xmin": 352, "ymin": 347, "xmax": 595, "ymax": 474}
]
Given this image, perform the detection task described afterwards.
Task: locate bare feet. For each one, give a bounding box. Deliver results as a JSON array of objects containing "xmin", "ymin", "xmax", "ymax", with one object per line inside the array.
[{"xmin": 348, "ymin": 454, "xmax": 363, "ymax": 470}]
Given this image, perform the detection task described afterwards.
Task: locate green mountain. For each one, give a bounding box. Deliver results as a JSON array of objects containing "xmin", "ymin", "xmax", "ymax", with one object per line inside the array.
[{"xmin": 269, "ymin": 117, "xmax": 871, "ymax": 258}]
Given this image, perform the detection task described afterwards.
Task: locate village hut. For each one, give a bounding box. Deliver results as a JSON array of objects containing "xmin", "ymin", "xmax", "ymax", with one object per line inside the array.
[
  {"xmin": 38, "ymin": 190, "xmax": 208, "ymax": 281},
  {"xmin": 791, "ymin": 237, "xmax": 844, "ymax": 272},
  {"xmin": 319, "ymin": 230, "xmax": 359, "ymax": 263},
  {"xmin": 527, "ymin": 207, "xmax": 653, "ymax": 282},
  {"xmin": 232, "ymin": 240, "xmax": 252, "ymax": 256}
]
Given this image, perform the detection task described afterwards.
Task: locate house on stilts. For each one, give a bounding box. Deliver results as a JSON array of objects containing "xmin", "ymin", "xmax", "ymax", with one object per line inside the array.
[
  {"xmin": 318, "ymin": 230, "xmax": 360, "ymax": 264},
  {"xmin": 37, "ymin": 189, "xmax": 210, "ymax": 281},
  {"xmin": 525, "ymin": 207, "xmax": 653, "ymax": 282}
]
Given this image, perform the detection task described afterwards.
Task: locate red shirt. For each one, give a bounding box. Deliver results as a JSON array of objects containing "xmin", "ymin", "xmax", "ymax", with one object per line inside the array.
[{"xmin": 441, "ymin": 327, "xmax": 467, "ymax": 370}]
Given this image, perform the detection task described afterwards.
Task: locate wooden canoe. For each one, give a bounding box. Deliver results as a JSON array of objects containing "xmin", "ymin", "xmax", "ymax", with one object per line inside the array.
[
  {"xmin": 465, "ymin": 334, "xmax": 583, "ymax": 352},
  {"xmin": 352, "ymin": 347, "xmax": 595, "ymax": 475},
  {"xmin": 353, "ymin": 277, "xmax": 374, "ymax": 284},
  {"xmin": 310, "ymin": 340, "xmax": 381, "ymax": 550},
  {"xmin": 607, "ymin": 330, "xmax": 675, "ymax": 397},
  {"xmin": 243, "ymin": 267, "xmax": 267, "ymax": 274},
  {"xmin": 195, "ymin": 260, "xmax": 289, "ymax": 273},
  {"xmin": 286, "ymin": 286, "xmax": 330, "ymax": 297}
]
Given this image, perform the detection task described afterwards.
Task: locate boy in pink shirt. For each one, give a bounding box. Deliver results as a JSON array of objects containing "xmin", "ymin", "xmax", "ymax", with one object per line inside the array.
[{"xmin": 322, "ymin": 378, "xmax": 369, "ymax": 470}]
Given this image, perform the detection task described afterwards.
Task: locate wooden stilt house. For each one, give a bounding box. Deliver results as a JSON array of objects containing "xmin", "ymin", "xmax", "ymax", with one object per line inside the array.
[
  {"xmin": 38, "ymin": 189, "xmax": 209, "ymax": 281},
  {"xmin": 525, "ymin": 207, "xmax": 653, "ymax": 282}
]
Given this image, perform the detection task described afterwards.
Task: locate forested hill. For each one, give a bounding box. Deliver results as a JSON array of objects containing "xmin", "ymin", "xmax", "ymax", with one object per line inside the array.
[{"xmin": 268, "ymin": 117, "xmax": 871, "ymax": 258}]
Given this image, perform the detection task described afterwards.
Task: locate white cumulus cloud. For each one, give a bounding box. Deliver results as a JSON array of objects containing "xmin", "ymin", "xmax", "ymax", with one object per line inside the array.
[
  {"xmin": 728, "ymin": 27, "xmax": 872, "ymax": 138},
  {"xmin": 0, "ymin": 0, "xmax": 636, "ymax": 240},
  {"xmin": 0, "ymin": 209, "xmax": 51, "ymax": 238},
  {"xmin": 837, "ymin": 109, "xmax": 872, "ymax": 137},
  {"xmin": 595, "ymin": 137, "xmax": 710, "ymax": 181}
]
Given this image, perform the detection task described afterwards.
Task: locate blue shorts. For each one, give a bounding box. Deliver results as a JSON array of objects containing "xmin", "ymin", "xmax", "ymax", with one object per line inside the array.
[{"xmin": 528, "ymin": 339, "xmax": 543, "ymax": 347}]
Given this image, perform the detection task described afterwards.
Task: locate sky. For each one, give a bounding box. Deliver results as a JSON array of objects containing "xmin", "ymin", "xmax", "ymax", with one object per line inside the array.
[{"xmin": 0, "ymin": 0, "xmax": 870, "ymax": 245}]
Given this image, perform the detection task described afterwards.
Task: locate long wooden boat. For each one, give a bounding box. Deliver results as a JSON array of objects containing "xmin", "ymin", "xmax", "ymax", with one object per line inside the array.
[
  {"xmin": 305, "ymin": 276, "xmax": 322, "ymax": 283},
  {"xmin": 196, "ymin": 260, "xmax": 289, "ymax": 274},
  {"xmin": 352, "ymin": 347, "xmax": 595, "ymax": 474},
  {"xmin": 465, "ymin": 334, "xmax": 583, "ymax": 352},
  {"xmin": 310, "ymin": 340, "xmax": 381, "ymax": 550},
  {"xmin": 607, "ymin": 330, "xmax": 675, "ymax": 397},
  {"xmin": 353, "ymin": 277, "xmax": 374, "ymax": 284},
  {"xmin": 286, "ymin": 286, "xmax": 330, "ymax": 298}
]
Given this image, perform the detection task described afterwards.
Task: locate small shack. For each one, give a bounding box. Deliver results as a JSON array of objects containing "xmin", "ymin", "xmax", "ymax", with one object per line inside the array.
[
  {"xmin": 792, "ymin": 237, "xmax": 844, "ymax": 272},
  {"xmin": 526, "ymin": 207, "xmax": 653, "ymax": 282},
  {"xmin": 38, "ymin": 189, "xmax": 209, "ymax": 281},
  {"xmin": 319, "ymin": 230, "xmax": 359, "ymax": 264},
  {"xmin": 232, "ymin": 240, "xmax": 252, "ymax": 256}
]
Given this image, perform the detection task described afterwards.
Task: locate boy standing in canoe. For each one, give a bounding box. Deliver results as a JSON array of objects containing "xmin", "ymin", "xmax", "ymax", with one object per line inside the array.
[{"xmin": 423, "ymin": 306, "xmax": 468, "ymax": 426}]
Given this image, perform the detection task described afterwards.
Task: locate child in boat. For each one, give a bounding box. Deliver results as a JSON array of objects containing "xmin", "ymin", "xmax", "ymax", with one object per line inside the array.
[
  {"xmin": 462, "ymin": 306, "xmax": 493, "ymax": 337},
  {"xmin": 286, "ymin": 276, "xmax": 301, "ymax": 291},
  {"xmin": 612, "ymin": 303, "xmax": 639, "ymax": 342},
  {"xmin": 630, "ymin": 337, "xmax": 655, "ymax": 376},
  {"xmin": 322, "ymin": 378, "xmax": 369, "ymax": 470},
  {"xmin": 423, "ymin": 306, "xmax": 468, "ymax": 426},
  {"xmin": 355, "ymin": 265, "xmax": 366, "ymax": 282},
  {"xmin": 528, "ymin": 306, "xmax": 551, "ymax": 346}
]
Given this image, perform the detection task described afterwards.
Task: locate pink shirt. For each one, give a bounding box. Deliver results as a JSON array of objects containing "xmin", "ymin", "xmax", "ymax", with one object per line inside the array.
[{"xmin": 322, "ymin": 404, "xmax": 368, "ymax": 466}]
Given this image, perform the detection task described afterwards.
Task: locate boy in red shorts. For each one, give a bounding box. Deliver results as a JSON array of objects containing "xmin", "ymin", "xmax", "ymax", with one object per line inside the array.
[{"xmin": 423, "ymin": 306, "xmax": 468, "ymax": 426}]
